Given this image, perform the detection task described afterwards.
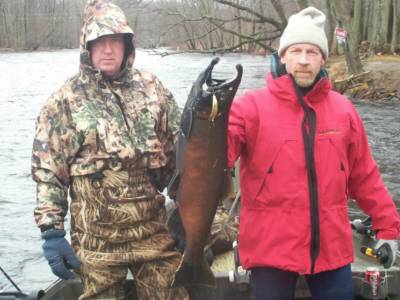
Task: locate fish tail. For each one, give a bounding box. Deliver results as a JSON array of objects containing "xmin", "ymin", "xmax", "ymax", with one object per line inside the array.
[{"xmin": 171, "ymin": 257, "xmax": 216, "ymax": 288}]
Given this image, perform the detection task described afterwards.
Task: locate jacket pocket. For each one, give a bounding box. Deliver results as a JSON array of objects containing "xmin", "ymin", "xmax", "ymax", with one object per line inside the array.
[
  {"xmin": 316, "ymin": 135, "xmax": 349, "ymax": 205},
  {"xmin": 252, "ymin": 134, "xmax": 305, "ymax": 208},
  {"xmin": 319, "ymin": 206, "xmax": 353, "ymax": 264}
]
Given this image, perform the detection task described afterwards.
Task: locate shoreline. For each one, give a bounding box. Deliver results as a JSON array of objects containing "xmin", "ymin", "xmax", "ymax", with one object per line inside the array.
[
  {"xmin": 0, "ymin": 47, "xmax": 77, "ymax": 54},
  {"xmin": 2, "ymin": 47, "xmax": 398, "ymax": 101}
]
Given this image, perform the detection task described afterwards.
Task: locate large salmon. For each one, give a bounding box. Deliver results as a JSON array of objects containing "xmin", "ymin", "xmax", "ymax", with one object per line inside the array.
[{"xmin": 170, "ymin": 57, "xmax": 242, "ymax": 288}]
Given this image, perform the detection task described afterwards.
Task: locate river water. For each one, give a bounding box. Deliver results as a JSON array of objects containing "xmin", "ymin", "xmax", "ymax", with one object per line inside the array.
[{"xmin": 0, "ymin": 49, "xmax": 399, "ymax": 292}]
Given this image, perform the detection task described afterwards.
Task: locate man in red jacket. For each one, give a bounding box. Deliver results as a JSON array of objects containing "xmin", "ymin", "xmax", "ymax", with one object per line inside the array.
[{"xmin": 228, "ymin": 6, "xmax": 400, "ymax": 300}]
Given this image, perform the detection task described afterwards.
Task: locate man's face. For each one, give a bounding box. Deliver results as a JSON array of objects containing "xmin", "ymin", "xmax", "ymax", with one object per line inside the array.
[
  {"xmin": 280, "ymin": 43, "xmax": 325, "ymax": 88},
  {"xmin": 90, "ymin": 34, "xmax": 125, "ymax": 79}
]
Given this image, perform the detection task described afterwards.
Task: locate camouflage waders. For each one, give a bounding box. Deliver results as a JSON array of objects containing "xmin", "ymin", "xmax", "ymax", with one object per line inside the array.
[
  {"xmin": 209, "ymin": 206, "xmax": 239, "ymax": 250},
  {"xmin": 167, "ymin": 200, "xmax": 240, "ymax": 259},
  {"xmin": 32, "ymin": 1, "xmax": 185, "ymax": 298},
  {"xmin": 70, "ymin": 165, "xmax": 188, "ymax": 300}
]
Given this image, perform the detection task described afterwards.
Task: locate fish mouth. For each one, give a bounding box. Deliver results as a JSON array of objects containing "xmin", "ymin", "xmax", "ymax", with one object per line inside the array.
[
  {"xmin": 180, "ymin": 57, "xmax": 243, "ymax": 138},
  {"xmin": 192, "ymin": 57, "xmax": 243, "ymax": 120},
  {"xmin": 202, "ymin": 57, "xmax": 243, "ymax": 93}
]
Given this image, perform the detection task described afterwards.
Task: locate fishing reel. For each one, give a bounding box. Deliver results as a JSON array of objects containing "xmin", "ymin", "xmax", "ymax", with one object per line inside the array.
[{"xmin": 351, "ymin": 217, "xmax": 397, "ymax": 269}]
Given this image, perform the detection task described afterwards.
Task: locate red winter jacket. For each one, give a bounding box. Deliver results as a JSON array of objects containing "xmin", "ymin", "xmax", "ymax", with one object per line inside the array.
[{"xmin": 227, "ymin": 72, "xmax": 400, "ymax": 274}]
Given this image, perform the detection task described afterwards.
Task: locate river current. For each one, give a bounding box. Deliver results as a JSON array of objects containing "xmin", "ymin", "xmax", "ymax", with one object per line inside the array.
[{"xmin": 0, "ymin": 49, "xmax": 398, "ymax": 292}]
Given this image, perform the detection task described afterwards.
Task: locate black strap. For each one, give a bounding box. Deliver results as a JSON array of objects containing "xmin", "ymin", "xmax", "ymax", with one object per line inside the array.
[{"xmin": 291, "ymin": 75, "xmax": 320, "ymax": 274}]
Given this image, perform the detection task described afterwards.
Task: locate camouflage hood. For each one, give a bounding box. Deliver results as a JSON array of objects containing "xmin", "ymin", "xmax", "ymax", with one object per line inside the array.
[{"xmin": 79, "ymin": 0, "xmax": 135, "ymax": 80}]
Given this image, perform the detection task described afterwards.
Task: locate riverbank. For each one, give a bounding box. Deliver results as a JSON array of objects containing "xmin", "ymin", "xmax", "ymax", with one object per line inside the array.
[
  {"xmin": 326, "ymin": 55, "xmax": 400, "ymax": 101},
  {"xmin": 2, "ymin": 47, "xmax": 399, "ymax": 101},
  {"xmin": 0, "ymin": 47, "xmax": 72, "ymax": 53}
]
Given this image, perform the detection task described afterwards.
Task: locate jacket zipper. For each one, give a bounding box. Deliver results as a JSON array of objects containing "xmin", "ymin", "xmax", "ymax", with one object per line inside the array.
[
  {"xmin": 112, "ymin": 91, "xmax": 131, "ymax": 132},
  {"xmin": 291, "ymin": 76, "xmax": 320, "ymax": 274}
]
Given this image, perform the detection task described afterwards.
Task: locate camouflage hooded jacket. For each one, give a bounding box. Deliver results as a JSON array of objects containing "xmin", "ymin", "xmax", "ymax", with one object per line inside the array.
[{"xmin": 32, "ymin": 0, "xmax": 180, "ymax": 230}]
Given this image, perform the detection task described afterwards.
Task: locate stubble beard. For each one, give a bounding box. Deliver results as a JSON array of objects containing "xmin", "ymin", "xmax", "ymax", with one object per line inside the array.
[{"xmin": 293, "ymin": 72, "xmax": 317, "ymax": 88}]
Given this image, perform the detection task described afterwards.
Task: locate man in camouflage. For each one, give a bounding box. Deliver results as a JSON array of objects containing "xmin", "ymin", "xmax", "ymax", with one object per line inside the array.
[{"xmin": 32, "ymin": 0, "xmax": 188, "ymax": 299}]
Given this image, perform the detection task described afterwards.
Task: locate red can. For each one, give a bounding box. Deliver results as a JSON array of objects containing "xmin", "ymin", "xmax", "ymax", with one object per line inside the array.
[{"xmin": 364, "ymin": 267, "xmax": 381, "ymax": 297}]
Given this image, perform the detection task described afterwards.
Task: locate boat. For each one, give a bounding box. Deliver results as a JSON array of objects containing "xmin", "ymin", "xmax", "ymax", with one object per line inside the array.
[{"xmin": 1, "ymin": 220, "xmax": 399, "ymax": 300}]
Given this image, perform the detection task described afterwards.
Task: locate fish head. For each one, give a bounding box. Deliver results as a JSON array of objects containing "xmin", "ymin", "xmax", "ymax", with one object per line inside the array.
[{"xmin": 181, "ymin": 57, "xmax": 243, "ymax": 138}]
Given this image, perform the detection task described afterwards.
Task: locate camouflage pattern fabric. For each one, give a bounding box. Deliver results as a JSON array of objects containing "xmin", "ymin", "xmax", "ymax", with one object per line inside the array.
[
  {"xmin": 81, "ymin": 0, "xmax": 134, "ymax": 45},
  {"xmin": 71, "ymin": 168, "xmax": 187, "ymax": 299},
  {"xmin": 209, "ymin": 206, "xmax": 239, "ymax": 248},
  {"xmin": 79, "ymin": 252, "xmax": 186, "ymax": 300},
  {"xmin": 32, "ymin": 0, "xmax": 180, "ymax": 230},
  {"xmin": 167, "ymin": 203, "xmax": 239, "ymax": 257},
  {"xmin": 32, "ymin": 0, "xmax": 186, "ymax": 298}
]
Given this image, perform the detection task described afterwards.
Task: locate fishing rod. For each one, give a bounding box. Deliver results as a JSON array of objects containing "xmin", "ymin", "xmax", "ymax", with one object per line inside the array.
[
  {"xmin": 0, "ymin": 266, "xmax": 22, "ymax": 293},
  {"xmin": 0, "ymin": 266, "xmax": 44, "ymax": 299}
]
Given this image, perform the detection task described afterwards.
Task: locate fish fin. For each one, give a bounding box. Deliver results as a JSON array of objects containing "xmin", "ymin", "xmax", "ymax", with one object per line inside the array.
[{"xmin": 171, "ymin": 258, "xmax": 216, "ymax": 289}]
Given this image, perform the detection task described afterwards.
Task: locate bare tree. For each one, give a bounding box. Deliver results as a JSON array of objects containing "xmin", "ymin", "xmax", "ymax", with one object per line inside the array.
[
  {"xmin": 1, "ymin": 0, "xmax": 399, "ymax": 58},
  {"xmin": 329, "ymin": 0, "xmax": 364, "ymax": 74},
  {"xmin": 369, "ymin": 0, "xmax": 391, "ymax": 54},
  {"xmin": 0, "ymin": 0, "xmax": 84, "ymax": 50},
  {"xmin": 156, "ymin": 0, "xmax": 291, "ymax": 54}
]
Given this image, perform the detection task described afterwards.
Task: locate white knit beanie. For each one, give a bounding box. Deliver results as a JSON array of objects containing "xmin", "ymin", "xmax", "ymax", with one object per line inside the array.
[{"xmin": 278, "ymin": 7, "xmax": 328, "ymax": 58}]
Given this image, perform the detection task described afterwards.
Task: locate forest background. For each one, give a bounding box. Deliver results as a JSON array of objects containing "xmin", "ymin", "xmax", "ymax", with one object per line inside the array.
[{"xmin": 1, "ymin": 0, "xmax": 400, "ymax": 99}]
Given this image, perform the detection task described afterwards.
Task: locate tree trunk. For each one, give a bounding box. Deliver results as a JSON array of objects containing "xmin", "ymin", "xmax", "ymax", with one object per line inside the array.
[
  {"xmin": 391, "ymin": 0, "xmax": 399, "ymax": 53},
  {"xmin": 271, "ymin": 0, "xmax": 287, "ymax": 28},
  {"xmin": 0, "ymin": 2, "xmax": 10, "ymax": 48},
  {"xmin": 352, "ymin": 0, "xmax": 363, "ymax": 46},
  {"xmin": 369, "ymin": 0, "xmax": 392, "ymax": 54},
  {"xmin": 382, "ymin": 0, "xmax": 392, "ymax": 47},
  {"xmin": 236, "ymin": 0, "xmax": 242, "ymax": 52},
  {"xmin": 329, "ymin": 1, "xmax": 364, "ymax": 74},
  {"xmin": 324, "ymin": 0, "xmax": 338, "ymax": 55},
  {"xmin": 367, "ymin": 0, "xmax": 375, "ymax": 43},
  {"xmin": 361, "ymin": 0, "xmax": 371, "ymax": 41}
]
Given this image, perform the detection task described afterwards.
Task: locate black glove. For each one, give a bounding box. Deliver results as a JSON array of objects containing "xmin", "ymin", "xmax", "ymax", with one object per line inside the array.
[
  {"xmin": 167, "ymin": 207, "xmax": 186, "ymax": 253},
  {"xmin": 42, "ymin": 229, "xmax": 80, "ymax": 279}
]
